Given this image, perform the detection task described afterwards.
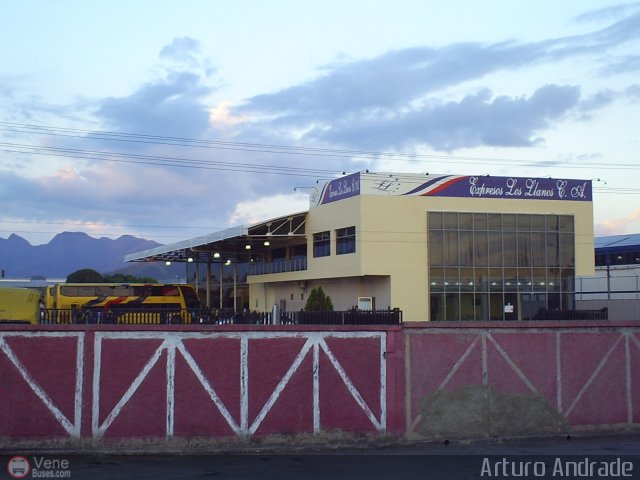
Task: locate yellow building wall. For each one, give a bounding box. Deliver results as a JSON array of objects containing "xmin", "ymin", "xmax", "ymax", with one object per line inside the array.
[
  {"xmin": 250, "ymin": 276, "xmax": 391, "ymax": 313},
  {"xmin": 358, "ymin": 196, "xmax": 429, "ymax": 322},
  {"xmin": 305, "ymin": 196, "xmax": 364, "ymax": 278},
  {"xmin": 248, "ymin": 193, "xmax": 594, "ymax": 322},
  {"xmin": 357, "ymin": 195, "xmax": 594, "ymax": 321}
]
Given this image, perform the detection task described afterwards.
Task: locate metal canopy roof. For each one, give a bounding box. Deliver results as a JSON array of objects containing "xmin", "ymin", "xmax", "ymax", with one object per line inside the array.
[{"xmin": 125, "ymin": 211, "xmax": 308, "ymax": 264}]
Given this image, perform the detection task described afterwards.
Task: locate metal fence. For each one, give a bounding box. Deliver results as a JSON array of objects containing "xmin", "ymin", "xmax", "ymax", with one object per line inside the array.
[
  {"xmin": 534, "ymin": 307, "xmax": 609, "ymax": 321},
  {"xmin": 40, "ymin": 308, "xmax": 197, "ymax": 325},
  {"xmin": 279, "ymin": 308, "xmax": 403, "ymax": 325},
  {"xmin": 39, "ymin": 307, "xmax": 403, "ymax": 325},
  {"xmin": 190, "ymin": 308, "xmax": 403, "ymax": 325},
  {"xmin": 196, "ymin": 308, "xmax": 272, "ymax": 325},
  {"xmin": 577, "ymin": 273, "xmax": 640, "ymax": 300}
]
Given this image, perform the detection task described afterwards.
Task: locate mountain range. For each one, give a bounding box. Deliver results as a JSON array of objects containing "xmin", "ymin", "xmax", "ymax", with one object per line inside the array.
[{"xmin": 0, "ymin": 232, "xmax": 171, "ymax": 279}]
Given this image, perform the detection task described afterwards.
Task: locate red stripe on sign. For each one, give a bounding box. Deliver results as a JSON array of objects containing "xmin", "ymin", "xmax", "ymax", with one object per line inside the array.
[{"xmin": 421, "ymin": 176, "xmax": 468, "ymax": 196}]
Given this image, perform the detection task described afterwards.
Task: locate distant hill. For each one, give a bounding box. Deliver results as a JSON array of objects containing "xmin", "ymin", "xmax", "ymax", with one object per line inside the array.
[{"xmin": 0, "ymin": 232, "xmax": 173, "ymax": 279}]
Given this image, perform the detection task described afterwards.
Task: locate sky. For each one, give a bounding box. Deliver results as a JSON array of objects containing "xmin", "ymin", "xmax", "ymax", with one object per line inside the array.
[{"xmin": 1, "ymin": 0, "xmax": 639, "ymax": 246}]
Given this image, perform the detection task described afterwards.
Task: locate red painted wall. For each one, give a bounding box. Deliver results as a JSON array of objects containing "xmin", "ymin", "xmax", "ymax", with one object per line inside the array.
[
  {"xmin": 0, "ymin": 322, "xmax": 637, "ymax": 444},
  {"xmin": 405, "ymin": 321, "xmax": 640, "ymax": 436},
  {"xmin": 0, "ymin": 325, "xmax": 404, "ymax": 442}
]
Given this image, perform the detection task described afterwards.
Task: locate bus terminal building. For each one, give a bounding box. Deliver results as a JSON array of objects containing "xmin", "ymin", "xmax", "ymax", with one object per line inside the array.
[{"xmin": 126, "ymin": 172, "xmax": 595, "ymax": 322}]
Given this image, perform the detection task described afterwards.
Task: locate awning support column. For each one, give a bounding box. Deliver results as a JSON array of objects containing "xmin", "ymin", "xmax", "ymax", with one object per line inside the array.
[
  {"xmin": 205, "ymin": 260, "xmax": 211, "ymax": 308},
  {"xmin": 233, "ymin": 261, "xmax": 238, "ymax": 313},
  {"xmin": 219, "ymin": 261, "xmax": 224, "ymax": 310}
]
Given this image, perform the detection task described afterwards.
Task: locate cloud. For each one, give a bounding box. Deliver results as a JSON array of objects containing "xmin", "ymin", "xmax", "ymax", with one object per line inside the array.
[
  {"xmin": 576, "ymin": 89, "xmax": 617, "ymax": 116},
  {"xmin": 229, "ymin": 193, "xmax": 309, "ymax": 225},
  {"xmin": 0, "ymin": 77, "xmax": 17, "ymax": 98},
  {"xmin": 96, "ymin": 71, "xmax": 213, "ymax": 137},
  {"xmin": 0, "ymin": 160, "xmax": 216, "ymax": 227},
  {"xmin": 209, "ymin": 101, "xmax": 250, "ymax": 129},
  {"xmin": 575, "ymin": 85, "xmax": 640, "ymax": 119},
  {"xmin": 595, "ymin": 207, "xmax": 640, "ymax": 235},
  {"xmin": 233, "ymin": 10, "xmax": 640, "ymax": 152},
  {"xmin": 581, "ymin": 9, "xmax": 640, "ymax": 48},
  {"xmin": 0, "ymin": 137, "xmax": 321, "ymax": 244},
  {"xmin": 92, "ymin": 37, "xmax": 218, "ymax": 138},
  {"xmin": 4, "ymin": 7, "xmax": 640, "ymax": 245},
  {"xmin": 573, "ymin": 2, "xmax": 640, "ymax": 24},
  {"xmin": 159, "ymin": 36, "xmax": 201, "ymax": 65},
  {"xmin": 247, "ymin": 85, "xmax": 579, "ymax": 152},
  {"xmin": 240, "ymin": 42, "xmax": 544, "ymax": 123},
  {"xmin": 626, "ymin": 84, "xmax": 640, "ymax": 98},
  {"xmin": 599, "ymin": 55, "xmax": 640, "ymax": 75}
]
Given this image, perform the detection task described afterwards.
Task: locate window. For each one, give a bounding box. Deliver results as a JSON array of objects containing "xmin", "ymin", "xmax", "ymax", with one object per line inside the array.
[
  {"xmin": 336, "ymin": 226, "xmax": 356, "ymax": 255},
  {"xmin": 428, "ymin": 212, "xmax": 576, "ymax": 321},
  {"xmin": 595, "ymin": 249, "xmax": 640, "ymax": 266},
  {"xmin": 313, "ymin": 231, "xmax": 331, "ymax": 257}
]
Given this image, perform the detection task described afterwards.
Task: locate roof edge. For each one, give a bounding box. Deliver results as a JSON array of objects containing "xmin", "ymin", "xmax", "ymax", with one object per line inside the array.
[{"xmin": 125, "ymin": 225, "xmax": 248, "ymax": 262}]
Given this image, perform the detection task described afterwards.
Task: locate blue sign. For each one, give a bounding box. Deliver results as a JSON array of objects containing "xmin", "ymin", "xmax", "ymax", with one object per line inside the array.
[
  {"xmin": 319, "ymin": 172, "xmax": 361, "ymax": 205},
  {"xmin": 313, "ymin": 173, "xmax": 592, "ymax": 206},
  {"xmin": 405, "ymin": 175, "xmax": 592, "ymax": 201}
]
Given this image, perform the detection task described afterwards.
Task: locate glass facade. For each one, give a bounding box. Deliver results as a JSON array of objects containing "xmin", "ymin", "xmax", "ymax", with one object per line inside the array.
[{"xmin": 428, "ymin": 212, "xmax": 575, "ymax": 321}]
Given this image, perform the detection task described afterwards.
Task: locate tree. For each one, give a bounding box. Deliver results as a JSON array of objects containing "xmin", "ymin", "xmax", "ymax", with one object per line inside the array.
[
  {"xmin": 66, "ymin": 268, "xmax": 104, "ymax": 283},
  {"xmin": 65, "ymin": 269, "xmax": 159, "ymax": 283},
  {"xmin": 304, "ymin": 286, "xmax": 334, "ymax": 311},
  {"xmin": 103, "ymin": 273, "xmax": 158, "ymax": 283}
]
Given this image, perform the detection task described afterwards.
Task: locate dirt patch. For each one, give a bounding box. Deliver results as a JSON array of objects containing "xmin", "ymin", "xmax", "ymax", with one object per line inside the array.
[{"xmin": 417, "ymin": 384, "xmax": 568, "ymax": 440}]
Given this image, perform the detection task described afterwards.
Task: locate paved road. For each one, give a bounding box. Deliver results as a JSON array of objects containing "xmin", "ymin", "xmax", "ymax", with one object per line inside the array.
[{"xmin": 3, "ymin": 434, "xmax": 640, "ymax": 479}]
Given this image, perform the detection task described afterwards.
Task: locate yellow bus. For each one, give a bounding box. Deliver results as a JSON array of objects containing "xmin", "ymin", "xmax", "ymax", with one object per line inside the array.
[
  {"xmin": 44, "ymin": 283, "xmax": 200, "ymax": 324},
  {"xmin": 0, "ymin": 287, "xmax": 41, "ymax": 324}
]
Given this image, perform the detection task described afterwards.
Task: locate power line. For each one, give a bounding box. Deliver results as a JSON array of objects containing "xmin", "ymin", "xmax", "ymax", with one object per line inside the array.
[
  {"xmin": 1, "ymin": 122, "xmax": 636, "ymax": 246},
  {"xmin": 0, "ymin": 121, "xmax": 523, "ymax": 161},
  {"xmin": 1, "ymin": 120, "xmax": 639, "ymax": 171},
  {"xmin": 2, "ymin": 144, "xmax": 639, "ymax": 195},
  {"xmin": 3, "ymin": 142, "xmax": 640, "ymax": 193},
  {"xmin": 0, "ymin": 142, "xmax": 343, "ymax": 178},
  {"xmin": 2, "ymin": 144, "xmax": 638, "ymax": 192}
]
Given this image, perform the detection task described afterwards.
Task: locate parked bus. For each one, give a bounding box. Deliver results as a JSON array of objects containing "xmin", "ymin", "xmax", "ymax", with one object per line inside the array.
[
  {"xmin": 43, "ymin": 283, "xmax": 200, "ymax": 324},
  {"xmin": 0, "ymin": 287, "xmax": 41, "ymax": 324}
]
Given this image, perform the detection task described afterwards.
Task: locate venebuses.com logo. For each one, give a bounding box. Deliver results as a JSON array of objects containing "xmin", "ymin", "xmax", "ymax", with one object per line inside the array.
[
  {"xmin": 7, "ymin": 456, "xmax": 30, "ymax": 479},
  {"xmin": 6, "ymin": 455, "xmax": 71, "ymax": 478}
]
